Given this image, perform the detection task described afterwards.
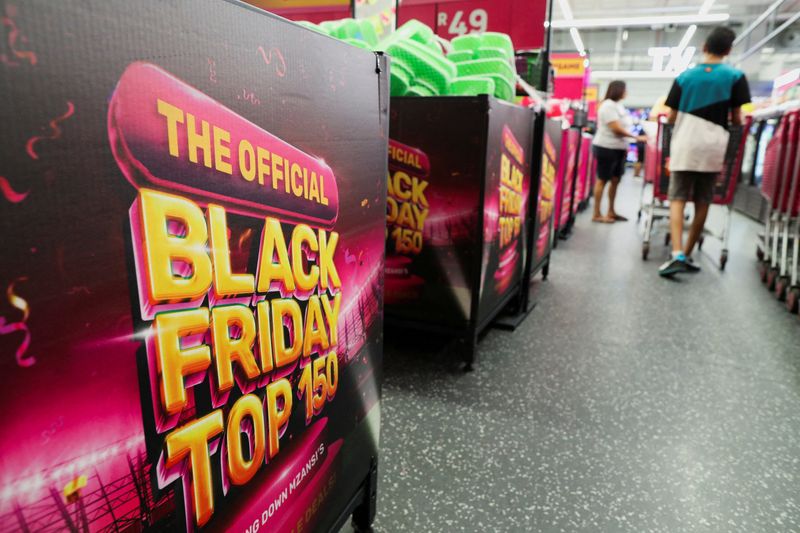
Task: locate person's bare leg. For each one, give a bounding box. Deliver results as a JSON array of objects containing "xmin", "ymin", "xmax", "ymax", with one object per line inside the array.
[
  {"xmin": 670, "ymin": 200, "xmax": 686, "ymax": 254},
  {"xmin": 684, "ymin": 201, "xmax": 710, "ymax": 256},
  {"xmin": 634, "ymin": 162, "xmax": 642, "ymax": 177},
  {"xmin": 607, "ymin": 176, "xmax": 622, "ymax": 219},
  {"xmin": 592, "ymin": 180, "xmax": 610, "ymax": 221}
]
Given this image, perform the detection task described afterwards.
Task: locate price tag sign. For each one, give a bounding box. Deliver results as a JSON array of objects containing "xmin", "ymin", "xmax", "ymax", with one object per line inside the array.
[
  {"xmin": 399, "ymin": 0, "xmax": 546, "ymax": 50},
  {"xmin": 436, "ymin": 3, "xmax": 494, "ymax": 37}
]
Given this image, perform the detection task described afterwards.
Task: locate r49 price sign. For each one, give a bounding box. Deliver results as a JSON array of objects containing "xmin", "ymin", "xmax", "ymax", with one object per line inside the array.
[
  {"xmin": 437, "ymin": 7, "xmax": 488, "ymax": 36},
  {"xmin": 398, "ymin": 0, "xmax": 546, "ymax": 50}
]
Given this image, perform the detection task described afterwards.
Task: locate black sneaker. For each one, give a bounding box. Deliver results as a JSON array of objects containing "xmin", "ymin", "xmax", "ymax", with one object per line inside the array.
[
  {"xmin": 684, "ymin": 257, "xmax": 701, "ymax": 273},
  {"xmin": 659, "ymin": 257, "xmax": 688, "ymax": 277}
]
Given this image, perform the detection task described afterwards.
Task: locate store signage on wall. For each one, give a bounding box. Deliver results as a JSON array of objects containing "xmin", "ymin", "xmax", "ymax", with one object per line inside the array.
[
  {"xmin": 584, "ymin": 84, "xmax": 598, "ymax": 102},
  {"xmin": 437, "ymin": 5, "xmax": 488, "ymax": 36},
  {"xmin": 648, "ymin": 46, "xmax": 695, "ymax": 73},
  {"xmin": 551, "ymin": 55, "xmax": 587, "ymax": 78}
]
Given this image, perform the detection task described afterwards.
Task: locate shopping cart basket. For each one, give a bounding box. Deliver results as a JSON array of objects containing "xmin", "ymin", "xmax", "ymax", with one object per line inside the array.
[
  {"xmin": 769, "ymin": 110, "xmax": 800, "ymax": 308},
  {"xmin": 640, "ymin": 116, "xmax": 751, "ymax": 270},
  {"xmin": 758, "ymin": 108, "xmax": 798, "ymax": 289}
]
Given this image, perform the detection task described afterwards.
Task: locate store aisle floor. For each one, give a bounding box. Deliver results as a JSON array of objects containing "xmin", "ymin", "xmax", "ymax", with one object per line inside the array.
[{"xmin": 371, "ymin": 176, "xmax": 800, "ymax": 532}]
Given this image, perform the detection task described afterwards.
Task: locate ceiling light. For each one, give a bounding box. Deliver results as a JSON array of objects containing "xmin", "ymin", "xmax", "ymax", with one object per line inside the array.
[
  {"xmin": 570, "ymin": 27, "xmax": 586, "ymax": 55},
  {"xmin": 698, "ymin": 0, "xmax": 717, "ymax": 14},
  {"xmin": 557, "ymin": 0, "xmax": 574, "ymax": 20},
  {"xmin": 551, "ymin": 13, "xmax": 729, "ymax": 29}
]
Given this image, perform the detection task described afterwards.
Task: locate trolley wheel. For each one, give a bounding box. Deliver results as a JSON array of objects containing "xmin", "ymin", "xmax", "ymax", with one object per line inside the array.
[
  {"xmin": 664, "ymin": 233, "xmax": 671, "ymax": 246},
  {"xmin": 642, "ymin": 243, "xmax": 650, "ymax": 260},
  {"xmin": 766, "ymin": 268, "xmax": 779, "ymax": 291},
  {"xmin": 756, "ymin": 246, "xmax": 764, "ymax": 261},
  {"xmin": 775, "ymin": 276, "xmax": 789, "ymax": 301},
  {"xmin": 637, "ymin": 209, "xmax": 642, "ymax": 222},
  {"xmin": 786, "ymin": 287, "xmax": 800, "ymax": 314},
  {"xmin": 719, "ymin": 252, "xmax": 728, "ymax": 271}
]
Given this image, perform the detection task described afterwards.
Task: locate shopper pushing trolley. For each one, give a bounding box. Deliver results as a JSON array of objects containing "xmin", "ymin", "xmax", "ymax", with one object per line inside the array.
[{"xmin": 659, "ymin": 27, "xmax": 752, "ymax": 277}]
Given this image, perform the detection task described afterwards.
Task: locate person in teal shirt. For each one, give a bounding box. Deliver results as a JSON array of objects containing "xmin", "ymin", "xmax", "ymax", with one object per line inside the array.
[{"xmin": 659, "ymin": 27, "xmax": 751, "ymax": 277}]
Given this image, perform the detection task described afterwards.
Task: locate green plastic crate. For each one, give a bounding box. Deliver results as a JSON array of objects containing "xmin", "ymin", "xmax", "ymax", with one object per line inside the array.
[
  {"xmin": 405, "ymin": 84, "xmax": 436, "ymax": 97},
  {"xmin": 481, "ymin": 32, "xmax": 514, "ymax": 57},
  {"xmin": 386, "ymin": 40, "xmax": 456, "ymax": 94},
  {"xmin": 393, "ymin": 19, "xmax": 435, "ymax": 45},
  {"xmin": 450, "ymin": 76, "xmax": 496, "ymax": 96},
  {"xmin": 357, "ymin": 19, "xmax": 379, "ymax": 47},
  {"xmin": 451, "ymin": 34, "xmax": 481, "ymax": 52},
  {"xmin": 486, "ymin": 74, "xmax": 515, "ymax": 101},
  {"xmin": 391, "ymin": 67, "xmax": 410, "ymax": 96},
  {"xmin": 413, "ymin": 77, "xmax": 440, "ymax": 96},
  {"xmin": 476, "ymin": 47, "xmax": 510, "ymax": 60},
  {"xmin": 391, "ymin": 57, "xmax": 414, "ymax": 80},
  {"xmin": 456, "ymin": 58, "xmax": 515, "ymax": 86},
  {"xmin": 447, "ymin": 50, "xmax": 475, "ymax": 63}
]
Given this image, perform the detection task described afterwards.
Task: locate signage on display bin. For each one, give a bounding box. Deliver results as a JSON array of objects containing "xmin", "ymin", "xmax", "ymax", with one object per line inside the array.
[
  {"xmin": 385, "ymin": 95, "xmax": 534, "ymax": 364},
  {"xmin": 0, "ymin": 1, "xmax": 387, "ymax": 532}
]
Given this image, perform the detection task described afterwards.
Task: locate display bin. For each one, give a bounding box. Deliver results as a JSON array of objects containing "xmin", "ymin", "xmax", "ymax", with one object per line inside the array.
[
  {"xmin": 575, "ymin": 132, "xmax": 595, "ymax": 213},
  {"xmin": 555, "ymin": 126, "xmax": 582, "ymax": 238},
  {"xmin": 512, "ymin": 115, "xmax": 563, "ymax": 314},
  {"xmin": 0, "ymin": 2, "xmax": 387, "ymax": 532},
  {"xmin": 385, "ymin": 95, "xmax": 535, "ymax": 367}
]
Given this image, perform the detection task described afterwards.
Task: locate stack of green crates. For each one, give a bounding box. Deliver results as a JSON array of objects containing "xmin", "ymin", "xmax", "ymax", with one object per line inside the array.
[
  {"xmin": 447, "ymin": 32, "xmax": 516, "ymax": 101},
  {"xmin": 296, "ymin": 19, "xmax": 517, "ymax": 101},
  {"xmin": 296, "ymin": 18, "xmax": 379, "ymax": 50},
  {"xmin": 380, "ymin": 20, "xmax": 457, "ymax": 97}
]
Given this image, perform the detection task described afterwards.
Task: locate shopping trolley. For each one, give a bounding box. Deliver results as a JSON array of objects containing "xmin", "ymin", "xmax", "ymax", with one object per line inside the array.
[
  {"xmin": 758, "ymin": 107, "xmax": 799, "ymax": 291},
  {"xmin": 638, "ymin": 119, "xmax": 663, "ymax": 224},
  {"xmin": 640, "ymin": 116, "xmax": 751, "ymax": 269},
  {"xmin": 769, "ymin": 110, "xmax": 800, "ymax": 307}
]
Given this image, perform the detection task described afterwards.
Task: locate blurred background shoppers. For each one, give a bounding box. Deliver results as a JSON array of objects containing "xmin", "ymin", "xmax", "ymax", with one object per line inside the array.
[{"xmin": 592, "ymin": 80, "xmax": 646, "ymax": 223}]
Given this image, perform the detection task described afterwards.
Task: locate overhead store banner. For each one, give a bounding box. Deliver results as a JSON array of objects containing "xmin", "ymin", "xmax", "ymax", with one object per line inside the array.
[
  {"xmin": 551, "ymin": 55, "xmax": 586, "ymax": 78},
  {"xmin": 551, "ymin": 53, "xmax": 589, "ymax": 102},
  {"xmin": 0, "ymin": 1, "xmax": 387, "ymax": 531},
  {"xmin": 397, "ymin": 0, "xmax": 547, "ymax": 50}
]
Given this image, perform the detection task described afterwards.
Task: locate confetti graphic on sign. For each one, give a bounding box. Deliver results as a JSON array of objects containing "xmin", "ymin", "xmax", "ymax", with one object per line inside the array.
[
  {"xmin": 236, "ymin": 88, "xmax": 260, "ymax": 105},
  {"xmin": 257, "ymin": 45, "xmax": 286, "ymax": 77},
  {"xmin": 0, "ymin": 277, "xmax": 35, "ymax": 368},
  {"xmin": 25, "ymin": 101, "xmax": 75, "ymax": 160},
  {"xmin": 0, "ymin": 4, "xmax": 37, "ymax": 67},
  {"xmin": 0, "ymin": 176, "xmax": 29, "ymax": 203},
  {"xmin": 207, "ymin": 57, "xmax": 217, "ymax": 83}
]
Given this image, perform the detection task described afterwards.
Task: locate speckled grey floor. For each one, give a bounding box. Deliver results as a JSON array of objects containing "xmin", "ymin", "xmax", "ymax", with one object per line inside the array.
[{"xmin": 351, "ymin": 176, "xmax": 800, "ymax": 532}]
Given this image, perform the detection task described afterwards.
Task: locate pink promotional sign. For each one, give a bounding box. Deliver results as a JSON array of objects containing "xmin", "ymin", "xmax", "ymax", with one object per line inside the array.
[{"xmin": 398, "ymin": 0, "xmax": 547, "ymax": 50}]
